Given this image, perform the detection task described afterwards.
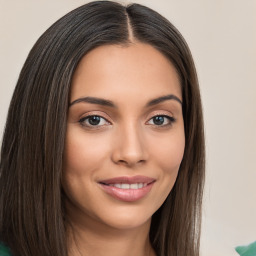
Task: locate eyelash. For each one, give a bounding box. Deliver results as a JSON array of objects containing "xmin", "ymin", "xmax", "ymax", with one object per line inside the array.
[{"xmin": 78, "ymin": 114, "xmax": 176, "ymax": 129}]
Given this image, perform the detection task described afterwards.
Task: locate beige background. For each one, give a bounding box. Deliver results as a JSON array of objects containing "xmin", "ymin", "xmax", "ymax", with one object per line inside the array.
[{"xmin": 0, "ymin": 0, "xmax": 255, "ymax": 255}]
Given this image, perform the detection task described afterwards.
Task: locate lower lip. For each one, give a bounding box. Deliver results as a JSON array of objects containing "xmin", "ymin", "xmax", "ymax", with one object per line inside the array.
[{"xmin": 99, "ymin": 183, "xmax": 154, "ymax": 202}]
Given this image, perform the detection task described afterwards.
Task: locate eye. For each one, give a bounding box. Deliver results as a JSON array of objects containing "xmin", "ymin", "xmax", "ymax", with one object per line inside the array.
[
  {"xmin": 147, "ymin": 115, "xmax": 175, "ymax": 126},
  {"xmin": 79, "ymin": 115, "xmax": 110, "ymax": 127}
]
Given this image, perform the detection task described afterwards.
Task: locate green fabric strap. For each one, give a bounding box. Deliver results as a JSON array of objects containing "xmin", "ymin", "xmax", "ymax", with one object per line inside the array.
[
  {"xmin": 0, "ymin": 243, "xmax": 12, "ymax": 256},
  {"xmin": 235, "ymin": 241, "xmax": 256, "ymax": 256}
]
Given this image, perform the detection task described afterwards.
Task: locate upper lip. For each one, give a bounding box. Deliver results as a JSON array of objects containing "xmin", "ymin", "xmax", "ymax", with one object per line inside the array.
[{"xmin": 99, "ymin": 175, "xmax": 156, "ymax": 185}]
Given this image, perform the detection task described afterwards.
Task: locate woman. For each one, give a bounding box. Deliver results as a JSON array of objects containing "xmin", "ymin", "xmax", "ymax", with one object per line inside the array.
[{"xmin": 0, "ymin": 1, "xmax": 205, "ymax": 256}]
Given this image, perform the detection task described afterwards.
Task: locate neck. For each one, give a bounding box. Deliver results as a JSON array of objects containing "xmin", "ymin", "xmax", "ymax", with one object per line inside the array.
[{"xmin": 65, "ymin": 211, "xmax": 155, "ymax": 256}]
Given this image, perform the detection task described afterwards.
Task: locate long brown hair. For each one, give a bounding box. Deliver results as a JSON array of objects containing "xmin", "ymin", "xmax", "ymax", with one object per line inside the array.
[{"xmin": 0, "ymin": 1, "xmax": 205, "ymax": 256}]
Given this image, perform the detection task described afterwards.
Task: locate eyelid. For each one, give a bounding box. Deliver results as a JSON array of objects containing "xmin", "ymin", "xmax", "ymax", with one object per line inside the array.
[
  {"xmin": 146, "ymin": 110, "xmax": 175, "ymax": 120},
  {"xmin": 79, "ymin": 115, "xmax": 110, "ymax": 124},
  {"xmin": 79, "ymin": 111, "xmax": 112, "ymax": 123}
]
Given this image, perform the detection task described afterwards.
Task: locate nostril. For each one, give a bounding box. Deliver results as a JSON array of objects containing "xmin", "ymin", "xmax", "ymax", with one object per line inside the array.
[{"xmin": 117, "ymin": 159, "xmax": 145, "ymax": 167}]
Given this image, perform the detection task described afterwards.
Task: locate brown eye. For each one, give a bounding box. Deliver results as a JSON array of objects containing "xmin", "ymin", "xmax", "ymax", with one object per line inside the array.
[
  {"xmin": 87, "ymin": 116, "xmax": 101, "ymax": 125},
  {"xmin": 79, "ymin": 115, "xmax": 110, "ymax": 127}
]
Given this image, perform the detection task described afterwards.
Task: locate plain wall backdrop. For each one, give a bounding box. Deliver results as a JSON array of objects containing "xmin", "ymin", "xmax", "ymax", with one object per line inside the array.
[{"xmin": 0, "ymin": 0, "xmax": 255, "ymax": 255}]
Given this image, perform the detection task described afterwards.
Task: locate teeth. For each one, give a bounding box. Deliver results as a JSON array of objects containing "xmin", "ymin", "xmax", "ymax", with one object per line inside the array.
[
  {"xmin": 121, "ymin": 184, "xmax": 130, "ymax": 189},
  {"xmin": 130, "ymin": 183, "xmax": 138, "ymax": 189},
  {"xmin": 111, "ymin": 183, "xmax": 147, "ymax": 189}
]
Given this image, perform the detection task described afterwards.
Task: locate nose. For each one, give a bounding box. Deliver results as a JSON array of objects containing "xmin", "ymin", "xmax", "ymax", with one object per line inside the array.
[{"xmin": 111, "ymin": 123, "xmax": 148, "ymax": 167}]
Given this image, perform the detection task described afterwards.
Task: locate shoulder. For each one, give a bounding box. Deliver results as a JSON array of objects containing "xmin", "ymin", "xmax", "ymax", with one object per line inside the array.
[{"xmin": 0, "ymin": 242, "xmax": 12, "ymax": 256}]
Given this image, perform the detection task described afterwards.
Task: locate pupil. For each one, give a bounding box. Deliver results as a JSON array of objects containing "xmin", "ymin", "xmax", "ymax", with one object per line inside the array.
[
  {"xmin": 154, "ymin": 116, "xmax": 164, "ymax": 125},
  {"xmin": 89, "ymin": 116, "xmax": 101, "ymax": 125}
]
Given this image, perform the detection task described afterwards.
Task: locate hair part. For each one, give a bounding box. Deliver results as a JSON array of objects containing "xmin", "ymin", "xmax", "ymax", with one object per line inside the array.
[{"xmin": 0, "ymin": 1, "xmax": 205, "ymax": 256}]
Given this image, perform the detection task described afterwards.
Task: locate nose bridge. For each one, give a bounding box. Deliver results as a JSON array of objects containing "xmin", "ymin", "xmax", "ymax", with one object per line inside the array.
[{"xmin": 112, "ymin": 119, "xmax": 148, "ymax": 166}]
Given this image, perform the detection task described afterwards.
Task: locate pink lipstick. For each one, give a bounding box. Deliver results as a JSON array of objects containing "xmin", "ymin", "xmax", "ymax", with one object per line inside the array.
[{"xmin": 98, "ymin": 175, "xmax": 155, "ymax": 202}]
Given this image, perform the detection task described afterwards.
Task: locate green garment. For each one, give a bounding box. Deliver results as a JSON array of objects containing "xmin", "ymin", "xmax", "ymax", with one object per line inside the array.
[
  {"xmin": 235, "ymin": 241, "xmax": 256, "ymax": 256},
  {"xmin": 0, "ymin": 243, "xmax": 12, "ymax": 256}
]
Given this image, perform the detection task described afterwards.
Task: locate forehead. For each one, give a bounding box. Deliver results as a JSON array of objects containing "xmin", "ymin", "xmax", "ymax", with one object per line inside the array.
[{"xmin": 70, "ymin": 42, "xmax": 182, "ymax": 103}]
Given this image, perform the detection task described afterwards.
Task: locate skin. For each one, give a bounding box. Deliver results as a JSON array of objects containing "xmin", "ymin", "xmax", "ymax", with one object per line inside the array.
[{"xmin": 63, "ymin": 42, "xmax": 185, "ymax": 256}]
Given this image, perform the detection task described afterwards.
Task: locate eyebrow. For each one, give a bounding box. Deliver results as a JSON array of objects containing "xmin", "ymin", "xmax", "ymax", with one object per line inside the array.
[{"xmin": 69, "ymin": 94, "xmax": 182, "ymax": 108}]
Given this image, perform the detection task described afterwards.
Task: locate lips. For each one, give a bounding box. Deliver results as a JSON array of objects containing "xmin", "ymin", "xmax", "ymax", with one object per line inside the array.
[{"xmin": 98, "ymin": 175, "xmax": 156, "ymax": 202}]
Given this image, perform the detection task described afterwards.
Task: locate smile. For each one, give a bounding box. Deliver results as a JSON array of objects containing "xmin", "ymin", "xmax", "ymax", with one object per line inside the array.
[
  {"xmin": 98, "ymin": 175, "xmax": 156, "ymax": 202},
  {"xmin": 106, "ymin": 183, "xmax": 147, "ymax": 189}
]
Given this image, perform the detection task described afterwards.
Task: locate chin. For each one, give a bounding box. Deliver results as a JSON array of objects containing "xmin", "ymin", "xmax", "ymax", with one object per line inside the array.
[
  {"xmin": 101, "ymin": 203, "xmax": 156, "ymax": 230},
  {"xmin": 102, "ymin": 213, "xmax": 152, "ymax": 231}
]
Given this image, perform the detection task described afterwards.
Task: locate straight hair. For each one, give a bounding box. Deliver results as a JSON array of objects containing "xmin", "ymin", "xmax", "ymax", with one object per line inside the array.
[{"xmin": 0, "ymin": 1, "xmax": 205, "ymax": 256}]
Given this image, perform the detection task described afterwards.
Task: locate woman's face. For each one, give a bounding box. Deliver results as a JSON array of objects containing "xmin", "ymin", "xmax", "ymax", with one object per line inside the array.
[{"xmin": 63, "ymin": 43, "xmax": 185, "ymax": 231}]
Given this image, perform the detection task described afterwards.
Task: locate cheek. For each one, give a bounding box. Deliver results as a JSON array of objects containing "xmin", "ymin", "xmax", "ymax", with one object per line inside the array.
[
  {"xmin": 161, "ymin": 139, "xmax": 184, "ymax": 172},
  {"xmin": 149, "ymin": 130, "xmax": 185, "ymax": 201},
  {"xmin": 63, "ymin": 128, "xmax": 111, "ymax": 176},
  {"xmin": 136, "ymin": 131, "xmax": 185, "ymax": 216},
  {"xmin": 62, "ymin": 128, "xmax": 112, "ymax": 212},
  {"xmin": 150, "ymin": 130, "xmax": 185, "ymax": 173}
]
